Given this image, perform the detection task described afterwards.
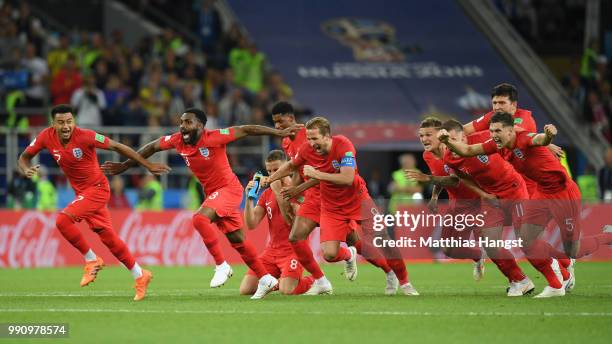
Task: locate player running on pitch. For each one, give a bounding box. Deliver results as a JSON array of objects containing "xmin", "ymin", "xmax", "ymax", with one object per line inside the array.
[
  {"xmin": 428, "ymin": 120, "xmax": 533, "ymax": 296},
  {"xmin": 441, "ymin": 112, "xmax": 612, "ymax": 297},
  {"xmin": 240, "ymin": 150, "xmax": 314, "ymax": 297},
  {"xmin": 18, "ymin": 104, "xmax": 171, "ymax": 301},
  {"xmin": 102, "ymin": 108, "xmax": 302, "ymax": 299},
  {"xmin": 267, "ymin": 116, "xmax": 418, "ymax": 296},
  {"xmin": 271, "ymin": 102, "xmax": 403, "ymax": 295},
  {"xmin": 408, "ymin": 117, "xmax": 486, "ymax": 279}
]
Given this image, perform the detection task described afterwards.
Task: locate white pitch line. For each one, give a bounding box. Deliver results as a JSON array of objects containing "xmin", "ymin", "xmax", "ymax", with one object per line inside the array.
[{"xmin": 1, "ymin": 308, "xmax": 612, "ymax": 317}]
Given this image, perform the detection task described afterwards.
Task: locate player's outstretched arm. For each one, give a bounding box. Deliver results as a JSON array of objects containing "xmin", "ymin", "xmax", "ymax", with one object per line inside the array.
[
  {"xmin": 405, "ymin": 169, "xmax": 459, "ymax": 187},
  {"xmin": 101, "ymin": 138, "xmax": 164, "ymax": 175},
  {"xmin": 105, "ymin": 139, "xmax": 171, "ymax": 176},
  {"xmin": 244, "ymin": 180, "xmax": 266, "ymax": 229},
  {"xmin": 266, "ymin": 160, "xmax": 297, "ymax": 185},
  {"xmin": 232, "ymin": 124, "xmax": 304, "ymax": 140},
  {"xmin": 17, "ymin": 151, "xmax": 40, "ymax": 179},
  {"xmin": 270, "ymin": 180, "xmax": 295, "ymax": 225},
  {"xmin": 304, "ymin": 165, "xmax": 354, "ymax": 186},
  {"xmin": 530, "ymin": 124, "xmax": 557, "ymax": 147},
  {"xmin": 438, "ymin": 130, "xmax": 484, "ymax": 157},
  {"xmin": 281, "ymin": 179, "xmax": 319, "ymax": 201}
]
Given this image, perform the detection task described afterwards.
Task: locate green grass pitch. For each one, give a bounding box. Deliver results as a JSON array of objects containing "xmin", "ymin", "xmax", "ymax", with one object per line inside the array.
[{"xmin": 1, "ymin": 261, "xmax": 611, "ymax": 343}]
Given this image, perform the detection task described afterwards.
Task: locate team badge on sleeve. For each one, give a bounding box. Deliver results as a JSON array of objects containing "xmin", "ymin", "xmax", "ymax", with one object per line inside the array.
[
  {"xmin": 95, "ymin": 133, "xmax": 105, "ymax": 143},
  {"xmin": 73, "ymin": 148, "xmax": 83, "ymax": 159},
  {"xmin": 220, "ymin": 128, "xmax": 230, "ymax": 135},
  {"xmin": 340, "ymin": 152, "xmax": 356, "ymax": 168}
]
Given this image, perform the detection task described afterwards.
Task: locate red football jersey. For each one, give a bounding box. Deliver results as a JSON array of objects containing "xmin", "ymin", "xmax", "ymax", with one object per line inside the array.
[
  {"xmin": 256, "ymin": 188, "xmax": 293, "ymax": 254},
  {"xmin": 481, "ymin": 131, "xmax": 570, "ymax": 193},
  {"xmin": 422, "ymin": 150, "xmax": 479, "ymax": 200},
  {"xmin": 292, "ymin": 135, "xmax": 367, "ymax": 219},
  {"xmin": 159, "ymin": 128, "xmax": 241, "ymax": 193},
  {"xmin": 443, "ymin": 131, "xmax": 525, "ymax": 199},
  {"xmin": 25, "ymin": 127, "xmax": 110, "ymax": 194},
  {"xmin": 473, "ymin": 108, "xmax": 537, "ymax": 133},
  {"xmin": 281, "ymin": 127, "xmax": 321, "ymax": 201}
]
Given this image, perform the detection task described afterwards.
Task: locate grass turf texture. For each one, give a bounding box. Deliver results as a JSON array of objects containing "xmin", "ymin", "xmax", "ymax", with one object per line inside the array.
[{"xmin": 1, "ymin": 261, "xmax": 611, "ymax": 343}]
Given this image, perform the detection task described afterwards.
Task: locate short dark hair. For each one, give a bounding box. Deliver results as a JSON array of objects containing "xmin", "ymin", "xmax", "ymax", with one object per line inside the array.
[
  {"xmin": 490, "ymin": 111, "xmax": 514, "ymax": 127},
  {"xmin": 51, "ymin": 104, "xmax": 74, "ymax": 118},
  {"xmin": 266, "ymin": 149, "xmax": 287, "ymax": 162},
  {"xmin": 491, "ymin": 83, "xmax": 518, "ymax": 102},
  {"xmin": 441, "ymin": 119, "xmax": 463, "ymax": 132},
  {"xmin": 420, "ymin": 116, "xmax": 442, "ymax": 129},
  {"xmin": 305, "ymin": 116, "xmax": 331, "ymax": 136},
  {"xmin": 271, "ymin": 101, "xmax": 294, "ymax": 116},
  {"xmin": 184, "ymin": 108, "xmax": 207, "ymax": 126}
]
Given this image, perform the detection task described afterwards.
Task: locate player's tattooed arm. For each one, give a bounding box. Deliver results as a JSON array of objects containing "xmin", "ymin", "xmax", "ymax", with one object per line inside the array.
[
  {"xmin": 102, "ymin": 138, "xmax": 164, "ymax": 175},
  {"xmin": 17, "ymin": 151, "xmax": 40, "ymax": 179},
  {"xmin": 281, "ymin": 179, "xmax": 319, "ymax": 201},
  {"xmin": 244, "ymin": 180, "xmax": 266, "ymax": 229},
  {"xmin": 438, "ymin": 129, "xmax": 485, "ymax": 157},
  {"xmin": 232, "ymin": 124, "xmax": 304, "ymax": 140},
  {"xmin": 303, "ymin": 165, "xmax": 354, "ymax": 185},
  {"xmin": 265, "ymin": 160, "xmax": 297, "ymax": 185},
  {"xmin": 428, "ymin": 184, "xmax": 442, "ymax": 213},
  {"xmin": 405, "ymin": 169, "xmax": 459, "ymax": 187},
  {"xmin": 530, "ymin": 124, "xmax": 557, "ymax": 147}
]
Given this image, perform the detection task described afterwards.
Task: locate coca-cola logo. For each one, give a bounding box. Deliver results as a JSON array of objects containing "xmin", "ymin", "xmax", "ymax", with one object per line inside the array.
[
  {"xmin": 119, "ymin": 211, "xmax": 211, "ymax": 266},
  {"xmin": 0, "ymin": 212, "xmax": 61, "ymax": 268}
]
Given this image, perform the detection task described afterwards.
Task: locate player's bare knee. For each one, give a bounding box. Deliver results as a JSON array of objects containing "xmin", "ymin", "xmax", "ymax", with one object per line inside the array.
[
  {"xmin": 278, "ymin": 280, "xmax": 296, "ymax": 295},
  {"xmin": 239, "ymin": 285, "xmax": 255, "ymax": 295},
  {"xmin": 225, "ymin": 230, "xmax": 244, "ymax": 244},
  {"xmin": 322, "ymin": 249, "xmax": 338, "ymax": 262}
]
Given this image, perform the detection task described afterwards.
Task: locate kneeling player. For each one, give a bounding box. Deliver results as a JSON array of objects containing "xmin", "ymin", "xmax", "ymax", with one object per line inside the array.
[{"xmin": 240, "ymin": 150, "xmax": 314, "ymax": 297}]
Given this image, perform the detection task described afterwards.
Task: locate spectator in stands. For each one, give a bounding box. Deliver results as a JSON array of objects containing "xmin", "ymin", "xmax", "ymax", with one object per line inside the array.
[
  {"xmin": 268, "ymin": 71, "xmax": 293, "ymax": 103},
  {"xmin": 109, "ymin": 176, "xmax": 131, "ymax": 209},
  {"xmin": 180, "ymin": 51, "xmax": 205, "ymax": 80},
  {"xmin": 586, "ymin": 91, "xmax": 611, "ymax": 143},
  {"xmin": 388, "ymin": 153, "xmax": 423, "ymax": 212},
  {"xmin": 82, "ymin": 32, "xmax": 105, "ymax": 71},
  {"xmin": 163, "ymin": 50, "xmax": 181, "ymax": 75},
  {"xmin": 47, "ymin": 34, "xmax": 71, "ymax": 75},
  {"xmin": 599, "ymin": 148, "xmax": 612, "ymax": 202},
  {"xmin": 0, "ymin": 21, "xmax": 21, "ymax": 68},
  {"xmin": 581, "ymin": 39, "xmax": 599, "ymax": 82},
  {"xmin": 229, "ymin": 37, "xmax": 266, "ymax": 93},
  {"xmin": 51, "ymin": 54, "xmax": 82, "ymax": 104},
  {"xmin": 218, "ymin": 88, "xmax": 251, "ymax": 126},
  {"xmin": 204, "ymin": 101, "xmax": 220, "ymax": 129},
  {"xmin": 71, "ymin": 74, "xmax": 107, "ymax": 127},
  {"xmin": 170, "ymin": 83, "xmax": 203, "ymax": 118},
  {"xmin": 194, "ymin": 0, "xmax": 222, "ymax": 54},
  {"xmin": 21, "ymin": 43, "xmax": 49, "ymax": 107},
  {"xmin": 122, "ymin": 96, "xmax": 149, "ymax": 127},
  {"xmin": 7, "ymin": 168, "xmax": 36, "ymax": 210},
  {"xmin": 103, "ymin": 74, "xmax": 130, "ymax": 125},
  {"xmin": 35, "ymin": 166, "xmax": 57, "ymax": 211},
  {"xmin": 577, "ymin": 165, "xmax": 599, "ymax": 202},
  {"xmin": 137, "ymin": 174, "xmax": 163, "ymax": 211},
  {"xmin": 154, "ymin": 28, "xmax": 185, "ymax": 57},
  {"xmin": 139, "ymin": 70, "xmax": 171, "ymax": 124}
]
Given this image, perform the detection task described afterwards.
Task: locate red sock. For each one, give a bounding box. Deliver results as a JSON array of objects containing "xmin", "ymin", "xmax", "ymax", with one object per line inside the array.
[
  {"xmin": 291, "ymin": 276, "xmax": 315, "ymax": 295},
  {"xmin": 446, "ymin": 247, "xmax": 482, "ymax": 262},
  {"xmin": 354, "ymin": 240, "xmax": 391, "ymax": 273},
  {"xmin": 489, "ymin": 248, "xmax": 525, "ymax": 282},
  {"xmin": 193, "ymin": 214, "xmax": 225, "ymax": 265},
  {"xmin": 56, "ymin": 213, "xmax": 90, "ymax": 255},
  {"xmin": 231, "ymin": 241, "xmax": 267, "ymax": 278},
  {"xmin": 386, "ymin": 259, "xmax": 408, "ymax": 285},
  {"xmin": 94, "ymin": 227, "xmax": 136, "ymax": 269},
  {"xmin": 291, "ymin": 240, "xmax": 324, "ymax": 279},
  {"xmin": 525, "ymin": 253, "xmax": 561, "ymax": 289},
  {"xmin": 326, "ymin": 247, "xmax": 351, "ymax": 262}
]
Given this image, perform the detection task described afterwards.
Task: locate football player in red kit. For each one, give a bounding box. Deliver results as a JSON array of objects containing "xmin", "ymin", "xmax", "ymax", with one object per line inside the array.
[
  {"xmin": 18, "ymin": 104, "xmax": 171, "ymax": 301},
  {"xmin": 267, "ymin": 117, "xmax": 418, "ymax": 296},
  {"xmin": 240, "ymin": 150, "xmax": 314, "ymax": 297},
  {"xmin": 102, "ymin": 108, "xmax": 302, "ymax": 300},
  {"xmin": 442, "ymin": 111, "xmax": 612, "ymax": 297}
]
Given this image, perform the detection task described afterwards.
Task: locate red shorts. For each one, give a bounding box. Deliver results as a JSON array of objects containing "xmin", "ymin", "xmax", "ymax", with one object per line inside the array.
[
  {"xmin": 246, "ymin": 249, "xmax": 303, "ymax": 280},
  {"xmin": 522, "ymin": 182, "xmax": 582, "ymax": 242},
  {"xmin": 480, "ymin": 198, "xmax": 525, "ymax": 230},
  {"xmin": 297, "ymin": 193, "xmax": 320, "ymax": 224},
  {"xmin": 319, "ymin": 214, "xmax": 359, "ymax": 242},
  {"xmin": 441, "ymin": 202, "xmax": 482, "ymax": 240},
  {"xmin": 202, "ymin": 184, "xmax": 244, "ymax": 233},
  {"xmin": 63, "ymin": 183, "xmax": 113, "ymax": 231}
]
